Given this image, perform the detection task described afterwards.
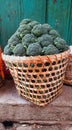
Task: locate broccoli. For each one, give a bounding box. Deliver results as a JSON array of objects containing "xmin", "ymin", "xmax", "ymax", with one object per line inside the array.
[
  {"xmin": 31, "ymin": 24, "xmax": 49, "ymax": 36},
  {"xmin": 4, "ymin": 44, "xmax": 13, "ymax": 55},
  {"xmin": 20, "ymin": 18, "xmax": 31, "ymax": 25},
  {"xmin": 13, "ymin": 44, "xmax": 26, "ymax": 56},
  {"xmin": 15, "ymin": 29, "xmax": 30, "ymax": 39},
  {"xmin": 26, "ymin": 42, "xmax": 42, "ymax": 56},
  {"xmin": 38, "ymin": 34, "xmax": 53, "ymax": 47},
  {"xmin": 42, "ymin": 44, "xmax": 59, "ymax": 55},
  {"xmin": 8, "ymin": 34, "xmax": 20, "ymax": 45},
  {"xmin": 54, "ymin": 37, "xmax": 68, "ymax": 52},
  {"xmin": 18, "ymin": 24, "xmax": 32, "ymax": 32},
  {"xmin": 28, "ymin": 20, "xmax": 39, "ymax": 27},
  {"xmin": 49, "ymin": 29, "xmax": 60, "ymax": 39},
  {"xmin": 4, "ymin": 19, "xmax": 69, "ymax": 56},
  {"xmin": 42, "ymin": 24, "xmax": 52, "ymax": 32},
  {"xmin": 22, "ymin": 34, "xmax": 37, "ymax": 43}
]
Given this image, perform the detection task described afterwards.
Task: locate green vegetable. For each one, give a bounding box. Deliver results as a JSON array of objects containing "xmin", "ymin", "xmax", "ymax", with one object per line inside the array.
[
  {"xmin": 15, "ymin": 29, "xmax": 30, "ymax": 39},
  {"xmin": 31, "ymin": 24, "xmax": 48, "ymax": 36},
  {"xmin": 13, "ymin": 44, "xmax": 26, "ymax": 56},
  {"xmin": 27, "ymin": 43, "xmax": 42, "ymax": 56},
  {"xmin": 4, "ymin": 18, "xmax": 69, "ymax": 56},
  {"xmin": 18, "ymin": 24, "xmax": 32, "ymax": 32},
  {"xmin": 42, "ymin": 44, "xmax": 59, "ymax": 55},
  {"xmin": 22, "ymin": 34, "xmax": 37, "ymax": 43},
  {"xmin": 8, "ymin": 34, "xmax": 20, "ymax": 45},
  {"xmin": 54, "ymin": 37, "xmax": 68, "ymax": 52},
  {"xmin": 4, "ymin": 44, "xmax": 13, "ymax": 55},
  {"xmin": 49, "ymin": 29, "xmax": 60, "ymax": 39},
  {"xmin": 20, "ymin": 19, "xmax": 31, "ymax": 25},
  {"xmin": 38, "ymin": 34, "xmax": 53, "ymax": 47},
  {"xmin": 42, "ymin": 24, "xmax": 52, "ymax": 32},
  {"xmin": 28, "ymin": 21, "xmax": 39, "ymax": 27}
]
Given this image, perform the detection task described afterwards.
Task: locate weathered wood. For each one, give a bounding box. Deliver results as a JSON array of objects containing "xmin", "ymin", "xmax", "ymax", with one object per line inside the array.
[
  {"xmin": 16, "ymin": 124, "xmax": 60, "ymax": 130},
  {"xmin": 0, "ymin": 80, "xmax": 72, "ymax": 122},
  {"xmin": 46, "ymin": 0, "xmax": 71, "ymax": 43},
  {"xmin": 67, "ymin": 0, "xmax": 72, "ymax": 45},
  {"xmin": 21, "ymin": 0, "xmax": 46, "ymax": 23},
  {"xmin": 16, "ymin": 124, "xmax": 72, "ymax": 130},
  {"xmin": 0, "ymin": 123, "xmax": 5, "ymax": 130},
  {"xmin": 0, "ymin": 0, "xmax": 21, "ymax": 49},
  {"xmin": 0, "ymin": 0, "xmax": 72, "ymax": 48}
]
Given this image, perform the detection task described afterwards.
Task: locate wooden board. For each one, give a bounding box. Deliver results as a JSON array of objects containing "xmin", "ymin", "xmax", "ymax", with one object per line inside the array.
[{"xmin": 0, "ymin": 0, "xmax": 72, "ymax": 48}]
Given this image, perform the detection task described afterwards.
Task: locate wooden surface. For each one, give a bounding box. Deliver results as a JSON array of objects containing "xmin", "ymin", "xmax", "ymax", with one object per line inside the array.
[
  {"xmin": 0, "ymin": 80, "xmax": 72, "ymax": 122},
  {"xmin": 0, "ymin": 0, "xmax": 72, "ymax": 49},
  {"xmin": 0, "ymin": 80, "xmax": 72, "ymax": 130}
]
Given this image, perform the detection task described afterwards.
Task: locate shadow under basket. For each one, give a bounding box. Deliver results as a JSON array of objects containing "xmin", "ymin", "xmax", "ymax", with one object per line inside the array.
[
  {"xmin": 64, "ymin": 54, "xmax": 72, "ymax": 86},
  {"xmin": 2, "ymin": 50, "xmax": 69, "ymax": 106}
]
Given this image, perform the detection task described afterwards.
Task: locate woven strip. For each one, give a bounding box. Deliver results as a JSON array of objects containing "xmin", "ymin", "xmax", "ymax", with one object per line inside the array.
[{"xmin": 2, "ymin": 50, "xmax": 70, "ymax": 106}]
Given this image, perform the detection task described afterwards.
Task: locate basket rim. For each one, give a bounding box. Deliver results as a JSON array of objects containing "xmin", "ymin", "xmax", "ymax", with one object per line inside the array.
[{"xmin": 2, "ymin": 49, "xmax": 70, "ymax": 62}]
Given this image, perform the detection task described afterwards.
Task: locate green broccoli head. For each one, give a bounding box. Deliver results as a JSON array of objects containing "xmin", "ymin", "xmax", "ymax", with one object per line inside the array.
[
  {"xmin": 4, "ymin": 44, "xmax": 13, "ymax": 55},
  {"xmin": 42, "ymin": 24, "xmax": 52, "ymax": 32},
  {"xmin": 13, "ymin": 43, "xmax": 26, "ymax": 56},
  {"xmin": 28, "ymin": 21, "xmax": 39, "ymax": 27},
  {"xmin": 15, "ymin": 29, "xmax": 30, "ymax": 39},
  {"xmin": 20, "ymin": 18, "xmax": 31, "ymax": 25},
  {"xmin": 22, "ymin": 34, "xmax": 37, "ymax": 44},
  {"xmin": 26, "ymin": 42, "xmax": 42, "ymax": 56},
  {"xmin": 42, "ymin": 44, "xmax": 59, "ymax": 55},
  {"xmin": 8, "ymin": 34, "xmax": 20, "ymax": 45},
  {"xmin": 54, "ymin": 37, "xmax": 69, "ymax": 52},
  {"xmin": 38, "ymin": 34, "xmax": 53, "ymax": 47},
  {"xmin": 18, "ymin": 24, "xmax": 32, "ymax": 32},
  {"xmin": 49, "ymin": 29, "xmax": 60, "ymax": 39},
  {"xmin": 31, "ymin": 24, "xmax": 49, "ymax": 36}
]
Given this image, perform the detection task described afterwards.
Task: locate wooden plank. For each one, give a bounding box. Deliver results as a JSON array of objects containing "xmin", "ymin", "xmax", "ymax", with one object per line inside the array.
[
  {"xmin": 0, "ymin": 80, "xmax": 72, "ymax": 122},
  {"xmin": 21, "ymin": 0, "xmax": 46, "ymax": 23},
  {"xmin": 0, "ymin": 0, "xmax": 21, "ymax": 49},
  {"xmin": 67, "ymin": 1, "xmax": 72, "ymax": 45},
  {"xmin": 46, "ymin": 0, "xmax": 71, "ymax": 44}
]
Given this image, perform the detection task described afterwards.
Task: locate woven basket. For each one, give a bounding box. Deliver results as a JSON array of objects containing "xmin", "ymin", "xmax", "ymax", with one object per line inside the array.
[
  {"xmin": 64, "ymin": 54, "xmax": 72, "ymax": 86},
  {"xmin": 2, "ymin": 50, "xmax": 69, "ymax": 106}
]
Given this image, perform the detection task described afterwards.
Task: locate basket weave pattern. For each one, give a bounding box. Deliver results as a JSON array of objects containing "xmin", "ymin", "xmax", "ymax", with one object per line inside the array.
[{"xmin": 2, "ymin": 50, "xmax": 69, "ymax": 106}]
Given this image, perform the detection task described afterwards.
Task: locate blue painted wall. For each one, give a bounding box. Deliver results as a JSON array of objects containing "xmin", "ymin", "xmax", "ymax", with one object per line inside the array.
[{"xmin": 0, "ymin": 0, "xmax": 72, "ymax": 49}]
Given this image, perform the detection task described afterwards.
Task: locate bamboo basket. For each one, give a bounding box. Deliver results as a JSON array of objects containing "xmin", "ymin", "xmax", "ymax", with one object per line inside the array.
[
  {"xmin": 64, "ymin": 46, "xmax": 72, "ymax": 86},
  {"xmin": 2, "ymin": 50, "xmax": 69, "ymax": 106}
]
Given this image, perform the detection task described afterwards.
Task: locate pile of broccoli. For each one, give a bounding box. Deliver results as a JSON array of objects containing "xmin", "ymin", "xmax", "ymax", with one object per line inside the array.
[{"xmin": 4, "ymin": 18, "xmax": 69, "ymax": 56}]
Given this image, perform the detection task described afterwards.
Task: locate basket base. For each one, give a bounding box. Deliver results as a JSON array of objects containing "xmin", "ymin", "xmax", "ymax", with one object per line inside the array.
[{"xmin": 17, "ymin": 85, "xmax": 62, "ymax": 107}]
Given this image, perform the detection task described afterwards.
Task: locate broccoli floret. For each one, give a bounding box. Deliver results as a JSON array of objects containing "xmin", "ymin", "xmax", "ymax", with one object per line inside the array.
[
  {"xmin": 26, "ymin": 43, "xmax": 42, "ymax": 56},
  {"xmin": 54, "ymin": 37, "xmax": 69, "ymax": 52},
  {"xmin": 8, "ymin": 34, "xmax": 20, "ymax": 45},
  {"xmin": 42, "ymin": 24, "xmax": 52, "ymax": 32},
  {"xmin": 13, "ymin": 44, "xmax": 26, "ymax": 56},
  {"xmin": 15, "ymin": 29, "xmax": 30, "ymax": 39},
  {"xmin": 38, "ymin": 34, "xmax": 53, "ymax": 47},
  {"xmin": 20, "ymin": 19, "xmax": 31, "ymax": 25},
  {"xmin": 4, "ymin": 44, "xmax": 13, "ymax": 55},
  {"xmin": 31, "ymin": 24, "xmax": 48, "ymax": 36},
  {"xmin": 18, "ymin": 24, "xmax": 32, "ymax": 32},
  {"xmin": 22, "ymin": 34, "xmax": 37, "ymax": 43},
  {"xmin": 28, "ymin": 20, "xmax": 39, "ymax": 27},
  {"xmin": 49, "ymin": 29, "xmax": 60, "ymax": 39},
  {"xmin": 42, "ymin": 44, "xmax": 59, "ymax": 55}
]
